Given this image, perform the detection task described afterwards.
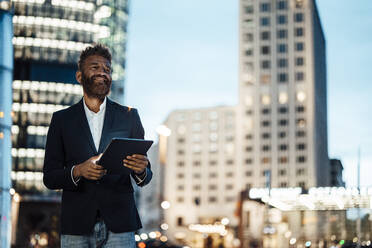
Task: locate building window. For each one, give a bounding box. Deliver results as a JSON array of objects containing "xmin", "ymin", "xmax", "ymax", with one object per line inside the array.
[
  {"xmin": 177, "ymin": 197, "xmax": 184, "ymax": 203},
  {"xmin": 177, "ymin": 161, "xmax": 185, "ymax": 167},
  {"xmin": 297, "ymin": 118, "xmax": 306, "ymax": 128},
  {"xmin": 262, "ymin": 133, "xmax": 270, "ymax": 139},
  {"xmin": 262, "ymin": 157, "xmax": 271, "ymax": 164},
  {"xmin": 294, "ymin": 13, "xmax": 304, "ymax": 22},
  {"xmin": 226, "ymin": 160, "xmax": 234, "ymax": 165},
  {"xmin": 279, "ymin": 132, "xmax": 287, "ymax": 138},
  {"xmin": 279, "ymin": 157, "xmax": 288, "ymax": 163},
  {"xmin": 177, "ymin": 173, "xmax": 185, "ymax": 179},
  {"xmin": 225, "ymin": 196, "xmax": 235, "ymax": 202},
  {"xmin": 245, "ymin": 158, "xmax": 253, "ymax": 164},
  {"xmin": 193, "ymin": 161, "xmax": 201, "ymax": 166},
  {"xmin": 296, "ymin": 130, "xmax": 306, "ymax": 137},
  {"xmin": 177, "ymin": 185, "xmax": 184, "ymax": 191},
  {"xmin": 277, "ymin": 0, "xmax": 288, "ymax": 10},
  {"xmin": 260, "ymin": 3, "xmax": 271, "ymax": 12},
  {"xmin": 280, "ymin": 182, "xmax": 288, "ymax": 187},
  {"xmin": 297, "ymin": 143, "xmax": 306, "ymax": 150},
  {"xmin": 245, "ymin": 5, "xmax": 254, "ymax": 14},
  {"xmin": 277, "ymin": 15, "xmax": 287, "ymax": 24},
  {"xmin": 260, "ymin": 17, "xmax": 270, "ymax": 26},
  {"xmin": 279, "ymin": 144, "xmax": 288, "ymax": 151},
  {"xmin": 295, "ymin": 42, "xmax": 304, "ymax": 51},
  {"xmin": 261, "ymin": 60, "xmax": 271, "ymax": 69},
  {"xmin": 177, "ymin": 138, "xmax": 185, "ymax": 143},
  {"xmin": 278, "ymin": 73, "xmax": 288, "ymax": 83},
  {"xmin": 279, "ymin": 119, "xmax": 288, "ymax": 126},
  {"xmin": 177, "ymin": 217, "xmax": 184, "ymax": 226},
  {"xmin": 262, "ymin": 108, "xmax": 270, "ymax": 114},
  {"xmin": 277, "ymin": 29, "xmax": 288, "ymax": 39},
  {"xmin": 296, "ymin": 72, "xmax": 305, "ymax": 81},
  {"xmin": 278, "ymin": 44, "xmax": 287, "ymax": 53},
  {"xmin": 295, "ymin": 27, "xmax": 304, "ymax": 37},
  {"xmin": 297, "ymin": 168, "xmax": 305, "ymax": 175},
  {"xmin": 209, "ymin": 184, "xmax": 217, "ymax": 190},
  {"xmin": 262, "ymin": 145, "xmax": 270, "ymax": 151},
  {"xmin": 226, "ymin": 184, "xmax": 234, "ymax": 190},
  {"xmin": 296, "ymin": 57, "xmax": 304, "ymax": 66},
  {"xmin": 245, "ymin": 134, "xmax": 253, "ymax": 140},
  {"xmin": 177, "ymin": 150, "xmax": 184, "ymax": 155},
  {"xmin": 278, "ymin": 107, "xmax": 288, "ymax": 113},
  {"xmin": 245, "ymin": 49, "xmax": 253, "ymax": 56},
  {"xmin": 279, "ymin": 169, "xmax": 286, "ymax": 176},
  {"xmin": 278, "ymin": 58, "xmax": 288, "ymax": 68},
  {"xmin": 226, "ymin": 172, "xmax": 234, "ymax": 177},
  {"xmin": 245, "ymin": 146, "xmax": 253, "ymax": 152},
  {"xmin": 261, "ymin": 46, "xmax": 270, "ymax": 55},
  {"xmin": 297, "ymin": 156, "xmax": 306, "ymax": 163},
  {"xmin": 296, "ymin": 106, "xmax": 305, "ymax": 112},
  {"xmin": 244, "ymin": 33, "xmax": 253, "ymax": 42},
  {"xmin": 193, "ymin": 185, "xmax": 201, "ymax": 190},
  {"xmin": 262, "ymin": 120, "xmax": 270, "ymax": 127},
  {"xmin": 261, "ymin": 31, "xmax": 270, "ymax": 40},
  {"xmin": 209, "ymin": 172, "xmax": 217, "ymax": 178},
  {"xmin": 209, "ymin": 160, "xmax": 217, "ymax": 166}
]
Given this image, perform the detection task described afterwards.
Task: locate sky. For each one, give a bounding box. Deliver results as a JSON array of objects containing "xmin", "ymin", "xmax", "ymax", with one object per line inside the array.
[{"xmin": 124, "ymin": 0, "xmax": 372, "ymax": 187}]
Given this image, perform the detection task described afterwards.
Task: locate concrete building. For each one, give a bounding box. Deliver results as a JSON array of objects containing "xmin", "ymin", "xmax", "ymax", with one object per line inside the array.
[
  {"xmin": 0, "ymin": 1, "xmax": 14, "ymax": 247},
  {"xmin": 163, "ymin": 106, "xmax": 238, "ymax": 247}
]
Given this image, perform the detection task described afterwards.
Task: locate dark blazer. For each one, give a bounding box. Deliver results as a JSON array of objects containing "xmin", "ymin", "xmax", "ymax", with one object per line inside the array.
[{"xmin": 43, "ymin": 98, "xmax": 152, "ymax": 235}]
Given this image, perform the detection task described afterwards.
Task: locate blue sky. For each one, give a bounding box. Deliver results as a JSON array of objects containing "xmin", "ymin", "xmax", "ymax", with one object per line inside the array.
[{"xmin": 124, "ymin": 0, "xmax": 372, "ymax": 187}]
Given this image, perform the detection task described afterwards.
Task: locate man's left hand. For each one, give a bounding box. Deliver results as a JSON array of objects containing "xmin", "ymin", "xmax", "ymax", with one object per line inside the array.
[{"xmin": 123, "ymin": 154, "xmax": 148, "ymax": 174}]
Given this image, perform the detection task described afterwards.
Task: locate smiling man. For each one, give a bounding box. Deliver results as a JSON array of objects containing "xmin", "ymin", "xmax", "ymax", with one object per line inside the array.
[{"xmin": 43, "ymin": 44, "xmax": 152, "ymax": 248}]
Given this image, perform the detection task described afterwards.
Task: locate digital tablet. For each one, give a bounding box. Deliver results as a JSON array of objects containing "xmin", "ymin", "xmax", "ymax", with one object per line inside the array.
[{"xmin": 98, "ymin": 138, "xmax": 153, "ymax": 174}]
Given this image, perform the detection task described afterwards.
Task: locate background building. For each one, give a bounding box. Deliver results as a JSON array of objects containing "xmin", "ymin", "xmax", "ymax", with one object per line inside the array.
[
  {"xmin": 161, "ymin": 0, "xmax": 342, "ymax": 247},
  {"xmin": 0, "ymin": 1, "xmax": 14, "ymax": 247},
  {"xmin": 10, "ymin": 0, "xmax": 129, "ymax": 246}
]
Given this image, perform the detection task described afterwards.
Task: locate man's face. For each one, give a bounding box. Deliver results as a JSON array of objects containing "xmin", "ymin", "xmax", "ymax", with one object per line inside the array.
[{"xmin": 77, "ymin": 55, "xmax": 112, "ymax": 100}]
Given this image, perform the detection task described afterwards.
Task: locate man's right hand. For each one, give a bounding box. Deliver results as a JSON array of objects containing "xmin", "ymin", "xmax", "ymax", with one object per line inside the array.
[{"xmin": 73, "ymin": 154, "xmax": 107, "ymax": 180}]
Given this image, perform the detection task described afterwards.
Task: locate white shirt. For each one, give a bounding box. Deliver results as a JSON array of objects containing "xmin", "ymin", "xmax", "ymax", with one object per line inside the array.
[
  {"xmin": 71, "ymin": 97, "xmax": 146, "ymax": 185},
  {"xmin": 83, "ymin": 97, "xmax": 106, "ymax": 151}
]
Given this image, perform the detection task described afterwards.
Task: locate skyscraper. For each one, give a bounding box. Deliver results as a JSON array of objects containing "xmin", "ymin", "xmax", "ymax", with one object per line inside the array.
[
  {"xmin": 237, "ymin": 0, "xmax": 329, "ymax": 189},
  {"xmin": 11, "ymin": 0, "xmax": 129, "ymax": 245}
]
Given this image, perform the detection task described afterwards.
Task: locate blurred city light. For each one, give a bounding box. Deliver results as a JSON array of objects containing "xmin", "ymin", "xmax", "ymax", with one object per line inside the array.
[
  {"xmin": 221, "ymin": 217, "xmax": 230, "ymax": 225},
  {"xmin": 135, "ymin": 235, "xmax": 141, "ymax": 242},
  {"xmin": 290, "ymin": 238, "xmax": 297, "ymax": 245},
  {"xmin": 305, "ymin": 241, "xmax": 311, "ymax": 247},
  {"xmin": 156, "ymin": 125, "xmax": 171, "ymax": 137},
  {"xmin": 160, "ymin": 223, "xmax": 169, "ymax": 230},
  {"xmin": 161, "ymin": 201, "xmax": 170, "ymax": 209},
  {"xmin": 160, "ymin": 236, "xmax": 168, "ymax": 242},
  {"xmin": 140, "ymin": 233, "xmax": 148, "ymax": 240},
  {"xmin": 148, "ymin": 232, "xmax": 157, "ymax": 239}
]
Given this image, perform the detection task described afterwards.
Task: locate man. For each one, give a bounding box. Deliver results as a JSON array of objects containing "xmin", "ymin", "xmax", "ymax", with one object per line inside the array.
[{"xmin": 43, "ymin": 44, "xmax": 152, "ymax": 247}]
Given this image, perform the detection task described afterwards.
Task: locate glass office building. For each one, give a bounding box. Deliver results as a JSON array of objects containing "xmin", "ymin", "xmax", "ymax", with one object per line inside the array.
[{"xmin": 10, "ymin": 0, "xmax": 129, "ymax": 245}]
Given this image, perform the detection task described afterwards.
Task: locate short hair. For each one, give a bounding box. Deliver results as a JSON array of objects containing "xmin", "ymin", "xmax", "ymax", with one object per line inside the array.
[{"xmin": 78, "ymin": 43, "xmax": 112, "ymax": 71}]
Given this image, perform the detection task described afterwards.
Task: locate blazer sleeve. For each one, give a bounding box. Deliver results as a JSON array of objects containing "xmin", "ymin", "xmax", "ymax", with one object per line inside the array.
[
  {"xmin": 130, "ymin": 108, "xmax": 153, "ymax": 187},
  {"xmin": 43, "ymin": 112, "xmax": 79, "ymax": 191}
]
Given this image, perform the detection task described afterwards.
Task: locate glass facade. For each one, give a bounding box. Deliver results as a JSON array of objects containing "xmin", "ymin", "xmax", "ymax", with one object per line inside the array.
[
  {"xmin": 0, "ymin": 2, "xmax": 14, "ymax": 247},
  {"xmin": 11, "ymin": 0, "xmax": 129, "ymax": 245}
]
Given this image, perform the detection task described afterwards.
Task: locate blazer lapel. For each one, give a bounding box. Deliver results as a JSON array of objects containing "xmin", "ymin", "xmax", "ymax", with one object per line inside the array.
[
  {"xmin": 76, "ymin": 99, "xmax": 98, "ymax": 154},
  {"xmin": 98, "ymin": 98, "xmax": 115, "ymax": 153}
]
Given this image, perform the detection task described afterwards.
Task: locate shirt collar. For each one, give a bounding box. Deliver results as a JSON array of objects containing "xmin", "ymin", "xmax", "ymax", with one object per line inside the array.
[{"xmin": 83, "ymin": 97, "xmax": 107, "ymax": 116}]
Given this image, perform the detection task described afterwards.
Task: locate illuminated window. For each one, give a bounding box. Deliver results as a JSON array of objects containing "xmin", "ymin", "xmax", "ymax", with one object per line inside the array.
[
  {"xmin": 261, "ymin": 157, "xmax": 271, "ymax": 164},
  {"xmin": 261, "ymin": 75, "xmax": 271, "ymax": 84},
  {"xmin": 279, "ymin": 92, "xmax": 288, "ymax": 104},
  {"xmin": 261, "ymin": 95, "xmax": 271, "ymax": 105},
  {"xmin": 297, "ymin": 91, "xmax": 306, "ymax": 102},
  {"xmin": 297, "ymin": 119, "xmax": 306, "ymax": 128},
  {"xmin": 0, "ymin": 112, "xmax": 4, "ymax": 118}
]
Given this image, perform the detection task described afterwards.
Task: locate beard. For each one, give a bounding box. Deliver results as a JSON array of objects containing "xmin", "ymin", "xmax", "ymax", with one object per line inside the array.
[{"xmin": 81, "ymin": 72, "xmax": 112, "ymax": 101}]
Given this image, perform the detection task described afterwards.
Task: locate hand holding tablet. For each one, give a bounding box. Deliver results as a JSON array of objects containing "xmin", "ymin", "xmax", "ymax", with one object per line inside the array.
[{"xmin": 98, "ymin": 138, "xmax": 153, "ymax": 175}]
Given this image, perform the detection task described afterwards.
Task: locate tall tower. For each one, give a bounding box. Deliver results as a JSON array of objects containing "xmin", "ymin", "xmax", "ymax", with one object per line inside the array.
[{"xmin": 237, "ymin": 0, "xmax": 329, "ymax": 189}]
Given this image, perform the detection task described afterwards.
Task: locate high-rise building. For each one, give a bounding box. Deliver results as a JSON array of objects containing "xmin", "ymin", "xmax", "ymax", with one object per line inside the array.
[
  {"xmin": 162, "ymin": 0, "xmax": 333, "ymax": 246},
  {"xmin": 0, "ymin": 1, "xmax": 14, "ymax": 247},
  {"xmin": 10, "ymin": 0, "xmax": 129, "ymax": 245},
  {"xmin": 237, "ymin": 0, "xmax": 329, "ymax": 189}
]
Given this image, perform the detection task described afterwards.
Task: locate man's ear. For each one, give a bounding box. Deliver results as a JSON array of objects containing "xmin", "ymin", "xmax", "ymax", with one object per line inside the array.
[{"xmin": 76, "ymin": 70, "xmax": 82, "ymax": 84}]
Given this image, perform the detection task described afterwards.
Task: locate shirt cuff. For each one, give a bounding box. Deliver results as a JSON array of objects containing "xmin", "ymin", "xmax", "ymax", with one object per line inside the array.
[
  {"xmin": 71, "ymin": 165, "xmax": 81, "ymax": 186},
  {"xmin": 134, "ymin": 169, "xmax": 147, "ymax": 185}
]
